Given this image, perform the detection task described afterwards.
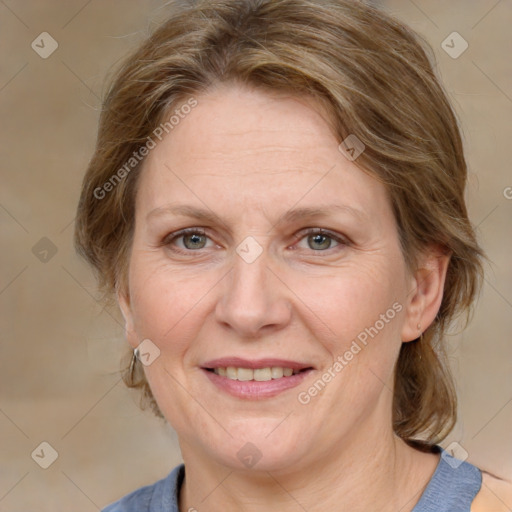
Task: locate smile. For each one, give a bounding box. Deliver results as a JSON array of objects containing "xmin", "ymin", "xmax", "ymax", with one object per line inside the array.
[{"xmin": 201, "ymin": 358, "xmax": 314, "ymax": 399}]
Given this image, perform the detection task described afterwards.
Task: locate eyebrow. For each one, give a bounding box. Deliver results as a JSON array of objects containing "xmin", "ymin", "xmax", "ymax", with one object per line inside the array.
[{"xmin": 146, "ymin": 203, "xmax": 368, "ymax": 226}]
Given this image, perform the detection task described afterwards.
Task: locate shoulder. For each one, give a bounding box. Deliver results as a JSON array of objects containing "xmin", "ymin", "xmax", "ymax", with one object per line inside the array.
[
  {"xmin": 102, "ymin": 464, "xmax": 184, "ymax": 512},
  {"xmin": 102, "ymin": 483, "xmax": 153, "ymax": 512},
  {"xmin": 471, "ymin": 471, "xmax": 512, "ymax": 512},
  {"xmin": 102, "ymin": 480, "xmax": 155, "ymax": 512}
]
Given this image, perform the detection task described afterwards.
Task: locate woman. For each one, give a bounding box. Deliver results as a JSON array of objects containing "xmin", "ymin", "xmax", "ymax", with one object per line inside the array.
[{"xmin": 74, "ymin": 0, "xmax": 512, "ymax": 510}]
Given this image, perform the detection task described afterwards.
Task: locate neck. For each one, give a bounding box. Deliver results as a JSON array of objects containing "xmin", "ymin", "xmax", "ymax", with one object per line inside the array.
[{"xmin": 178, "ymin": 421, "xmax": 439, "ymax": 512}]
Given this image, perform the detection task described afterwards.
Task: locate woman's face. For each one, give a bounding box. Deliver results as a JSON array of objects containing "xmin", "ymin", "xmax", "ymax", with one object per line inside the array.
[{"xmin": 119, "ymin": 84, "xmax": 424, "ymax": 471}]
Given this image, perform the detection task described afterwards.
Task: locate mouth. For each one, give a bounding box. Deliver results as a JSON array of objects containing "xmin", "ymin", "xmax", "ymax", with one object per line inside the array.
[{"xmin": 200, "ymin": 358, "xmax": 314, "ymax": 399}]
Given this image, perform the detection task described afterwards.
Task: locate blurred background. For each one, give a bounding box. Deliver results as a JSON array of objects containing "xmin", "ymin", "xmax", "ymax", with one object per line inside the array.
[{"xmin": 0, "ymin": 0, "xmax": 511, "ymax": 510}]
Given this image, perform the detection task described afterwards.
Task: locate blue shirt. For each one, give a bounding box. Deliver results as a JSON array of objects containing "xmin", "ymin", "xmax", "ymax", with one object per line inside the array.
[{"xmin": 102, "ymin": 446, "xmax": 482, "ymax": 511}]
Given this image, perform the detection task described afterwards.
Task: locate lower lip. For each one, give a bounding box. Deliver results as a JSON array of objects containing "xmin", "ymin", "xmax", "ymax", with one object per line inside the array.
[{"xmin": 202, "ymin": 368, "xmax": 314, "ymax": 399}]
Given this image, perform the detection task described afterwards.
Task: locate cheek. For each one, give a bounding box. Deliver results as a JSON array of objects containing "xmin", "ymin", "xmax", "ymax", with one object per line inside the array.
[
  {"xmin": 293, "ymin": 265, "xmax": 405, "ymax": 426},
  {"xmin": 292, "ymin": 260, "xmax": 406, "ymax": 415},
  {"xmin": 294, "ymin": 260, "xmax": 405, "ymax": 352},
  {"xmin": 127, "ymin": 259, "xmax": 214, "ymax": 354}
]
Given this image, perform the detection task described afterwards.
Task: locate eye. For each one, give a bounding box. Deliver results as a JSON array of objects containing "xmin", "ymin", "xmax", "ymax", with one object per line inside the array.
[
  {"xmin": 162, "ymin": 227, "xmax": 348, "ymax": 255},
  {"xmin": 295, "ymin": 228, "xmax": 347, "ymax": 251},
  {"xmin": 163, "ymin": 228, "xmax": 214, "ymax": 252}
]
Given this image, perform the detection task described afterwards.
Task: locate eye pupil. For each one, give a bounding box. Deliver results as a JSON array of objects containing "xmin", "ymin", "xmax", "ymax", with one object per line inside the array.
[
  {"xmin": 184, "ymin": 233, "xmax": 206, "ymax": 249},
  {"xmin": 308, "ymin": 233, "xmax": 331, "ymax": 250}
]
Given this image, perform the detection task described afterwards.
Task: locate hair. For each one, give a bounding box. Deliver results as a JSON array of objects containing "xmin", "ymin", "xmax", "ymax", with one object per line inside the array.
[{"xmin": 74, "ymin": 0, "xmax": 484, "ymax": 445}]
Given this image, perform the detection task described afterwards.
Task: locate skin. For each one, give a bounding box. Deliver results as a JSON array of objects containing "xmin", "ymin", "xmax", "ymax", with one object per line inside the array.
[
  {"xmin": 472, "ymin": 472, "xmax": 512, "ymax": 511},
  {"xmin": 118, "ymin": 83, "xmax": 464, "ymax": 511}
]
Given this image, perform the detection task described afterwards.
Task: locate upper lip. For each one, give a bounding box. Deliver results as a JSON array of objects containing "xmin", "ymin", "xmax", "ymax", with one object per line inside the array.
[{"xmin": 201, "ymin": 357, "xmax": 314, "ymax": 371}]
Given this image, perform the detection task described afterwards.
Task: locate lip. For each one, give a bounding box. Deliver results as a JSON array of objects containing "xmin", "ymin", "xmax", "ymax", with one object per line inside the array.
[{"xmin": 200, "ymin": 357, "xmax": 315, "ymax": 400}]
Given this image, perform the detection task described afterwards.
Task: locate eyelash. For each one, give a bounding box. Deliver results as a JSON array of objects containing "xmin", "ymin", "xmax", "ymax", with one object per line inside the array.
[{"xmin": 162, "ymin": 227, "xmax": 349, "ymax": 255}]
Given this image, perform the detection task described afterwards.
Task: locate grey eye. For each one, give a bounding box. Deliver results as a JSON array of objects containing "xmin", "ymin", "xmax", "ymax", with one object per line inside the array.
[
  {"xmin": 182, "ymin": 232, "xmax": 208, "ymax": 249},
  {"xmin": 307, "ymin": 233, "xmax": 334, "ymax": 250}
]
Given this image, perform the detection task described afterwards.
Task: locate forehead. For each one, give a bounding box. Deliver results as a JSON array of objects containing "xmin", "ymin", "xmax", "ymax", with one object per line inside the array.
[{"xmin": 136, "ymin": 84, "xmax": 391, "ymax": 223}]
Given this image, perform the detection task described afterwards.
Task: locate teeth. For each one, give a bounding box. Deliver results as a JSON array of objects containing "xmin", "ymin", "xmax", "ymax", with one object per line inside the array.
[
  {"xmin": 237, "ymin": 368, "xmax": 253, "ymax": 381},
  {"xmin": 254, "ymin": 368, "xmax": 271, "ymax": 381},
  {"xmin": 226, "ymin": 366, "xmax": 237, "ymax": 379},
  {"xmin": 213, "ymin": 366, "xmax": 302, "ymax": 381},
  {"xmin": 271, "ymin": 367, "xmax": 283, "ymax": 379}
]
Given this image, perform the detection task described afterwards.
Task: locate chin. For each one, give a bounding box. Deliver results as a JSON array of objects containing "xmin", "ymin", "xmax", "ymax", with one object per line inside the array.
[{"xmin": 202, "ymin": 423, "xmax": 308, "ymax": 472}]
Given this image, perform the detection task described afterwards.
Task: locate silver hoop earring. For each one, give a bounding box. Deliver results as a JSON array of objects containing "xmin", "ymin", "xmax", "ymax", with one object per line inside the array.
[{"xmin": 129, "ymin": 348, "xmax": 139, "ymax": 378}]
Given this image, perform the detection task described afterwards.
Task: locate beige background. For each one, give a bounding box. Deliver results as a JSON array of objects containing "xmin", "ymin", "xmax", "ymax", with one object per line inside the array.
[{"xmin": 0, "ymin": 0, "xmax": 511, "ymax": 510}]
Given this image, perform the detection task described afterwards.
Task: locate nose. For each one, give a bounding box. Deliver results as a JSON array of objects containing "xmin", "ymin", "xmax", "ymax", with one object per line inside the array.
[{"xmin": 215, "ymin": 249, "xmax": 292, "ymax": 338}]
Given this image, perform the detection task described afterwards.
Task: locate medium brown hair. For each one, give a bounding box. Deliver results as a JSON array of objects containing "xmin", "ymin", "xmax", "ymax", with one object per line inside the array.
[{"xmin": 74, "ymin": 0, "xmax": 484, "ymax": 444}]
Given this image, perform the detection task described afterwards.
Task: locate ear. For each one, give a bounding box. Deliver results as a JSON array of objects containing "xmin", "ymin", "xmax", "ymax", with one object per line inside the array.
[
  {"xmin": 401, "ymin": 246, "xmax": 451, "ymax": 342},
  {"xmin": 116, "ymin": 283, "xmax": 137, "ymax": 348}
]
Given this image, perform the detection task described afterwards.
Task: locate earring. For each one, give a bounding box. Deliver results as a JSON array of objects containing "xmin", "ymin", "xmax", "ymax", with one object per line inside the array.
[
  {"xmin": 417, "ymin": 323, "xmax": 423, "ymax": 360},
  {"xmin": 129, "ymin": 348, "xmax": 139, "ymax": 379}
]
